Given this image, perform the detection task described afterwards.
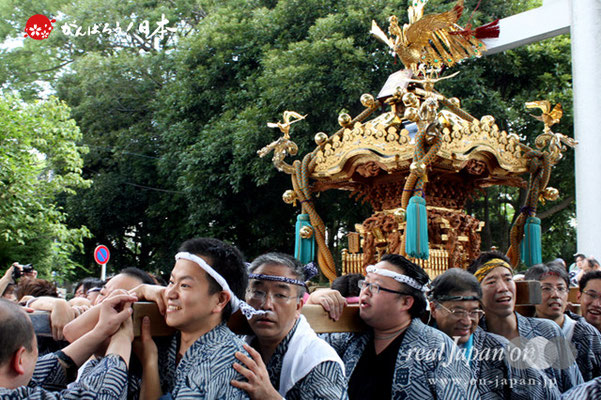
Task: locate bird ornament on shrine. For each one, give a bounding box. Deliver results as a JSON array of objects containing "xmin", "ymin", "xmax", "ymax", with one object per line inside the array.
[{"xmin": 370, "ymin": 0, "xmax": 500, "ymax": 73}]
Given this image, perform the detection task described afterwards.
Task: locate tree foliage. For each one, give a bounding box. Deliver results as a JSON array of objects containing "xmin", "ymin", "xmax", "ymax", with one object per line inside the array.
[
  {"xmin": 0, "ymin": 94, "xmax": 90, "ymax": 277},
  {"xmin": 0, "ymin": 0, "xmax": 577, "ymax": 278}
]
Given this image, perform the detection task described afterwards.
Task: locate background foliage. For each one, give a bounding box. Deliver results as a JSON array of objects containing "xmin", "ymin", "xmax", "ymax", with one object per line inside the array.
[{"xmin": 0, "ymin": 0, "xmax": 576, "ymax": 281}]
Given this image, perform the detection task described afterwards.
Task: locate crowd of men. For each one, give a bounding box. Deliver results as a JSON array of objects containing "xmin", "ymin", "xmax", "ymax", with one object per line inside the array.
[{"xmin": 1, "ymin": 241, "xmax": 601, "ymax": 399}]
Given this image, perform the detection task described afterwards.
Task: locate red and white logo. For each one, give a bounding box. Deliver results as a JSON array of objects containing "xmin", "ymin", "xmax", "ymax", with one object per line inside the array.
[{"xmin": 24, "ymin": 14, "xmax": 56, "ymax": 40}]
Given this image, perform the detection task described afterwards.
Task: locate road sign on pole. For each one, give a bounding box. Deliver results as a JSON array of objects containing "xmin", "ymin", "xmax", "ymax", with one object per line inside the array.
[{"xmin": 94, "ymin": 245, "xmax": 110, "ymax": 280}]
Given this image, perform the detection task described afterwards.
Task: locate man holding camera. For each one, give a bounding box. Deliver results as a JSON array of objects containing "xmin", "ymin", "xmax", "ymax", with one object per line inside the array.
[{"xmin": 0, "ymin": 263, "xmax": 36, "ymax": 300}]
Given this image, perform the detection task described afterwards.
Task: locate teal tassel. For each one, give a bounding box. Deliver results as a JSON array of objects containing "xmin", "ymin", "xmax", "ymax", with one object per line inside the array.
[
  {"xmin": 521, "ymin": 217, "xmax": 542, "ymax": 266},
  {"xmin": 294, "ymin": 214, "xmax": 315, "ymax": 265},
  {"xmin": 405, "ymin": 196, "xmax": 429, "ymax": 259}
]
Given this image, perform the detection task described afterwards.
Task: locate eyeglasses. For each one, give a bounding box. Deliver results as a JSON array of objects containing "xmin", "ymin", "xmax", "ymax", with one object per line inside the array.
[
  {"xmin": 357, "ymin": 279, "xmax": 409, "ymax": 296},
  {"xmin": 436, "ymin": 303, "xmax": 485, "ymax": 320},
  {"xmin": 246, "ymin": 289, "xmax": 298, "ymax": 305},
  {"xmin": 582, "ymin": 290, "xmax": 601, "ymax": 302},
  {"xmin": 541, "ymin": 286, "xmax": 569, "ymax": 295}
]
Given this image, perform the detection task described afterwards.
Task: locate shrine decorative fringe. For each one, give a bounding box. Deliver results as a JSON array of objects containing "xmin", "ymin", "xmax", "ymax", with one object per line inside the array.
[
  {"xmin": 295, "ymin": 214, "xmax": 315, "ymax": 265},
  {"xmin": 405, "ymin": 196, "xmax": 429, "ymax": 259},
  {"xmin": 521, "ymin": 217, "xmax": 542, "ymax": 267}
]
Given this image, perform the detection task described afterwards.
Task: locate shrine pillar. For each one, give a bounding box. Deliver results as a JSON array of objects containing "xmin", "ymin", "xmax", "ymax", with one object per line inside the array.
[{"xmin": 571, "ymin": 0, "xmax": 601, "ymax": 255}]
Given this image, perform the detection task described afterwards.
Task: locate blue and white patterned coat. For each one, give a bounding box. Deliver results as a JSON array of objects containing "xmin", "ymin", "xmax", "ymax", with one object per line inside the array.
[
  {"xmin": 561, "ymin": 376, "xmax": 601, "ymax": 399},
  {"xmin": 469, "ymin": 327, "xmax": 560, "ymax": 400},
  {"xmin": 322, "ymin": 318, "xmax": 479, "ymax": 399},
  {"xmin": 157, "ymin": 323, "xmax": 250, "ymax": 399},
  {"xmin": 565, "ymin": 311, "xmax": 601, "ymax": 382},
  {"xmin": 480, "ymin": 313, "xmax": 583, "ymax": 393},
  {"xmin": 0, "ymin": 352, "xmax": 128, "ymax": 400}
]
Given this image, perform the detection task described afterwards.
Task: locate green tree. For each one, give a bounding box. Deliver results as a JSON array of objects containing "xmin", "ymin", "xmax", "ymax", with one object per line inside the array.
[{"xmin": 0, "ymin": 94, "xmax": 90, "ymax": 277}]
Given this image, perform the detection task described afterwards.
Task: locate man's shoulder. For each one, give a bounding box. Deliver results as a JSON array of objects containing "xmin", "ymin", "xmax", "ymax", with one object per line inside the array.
[
  {"xmin": 574, "ymin": 316, "xmax": 601, "ymax": 337},
  {"xmin": 520, "ymin": 314, "xmax": 564, "ymax": 337},
  {"xmin": 0, "ymin": 386, "xmax": 55, "ymax": 400},
  {"xmin": 474, "ymin": 326, "xmax": 509, "ymax": 348},
  {"xmin": 407, "ymin": 318, "xmax": 453, "ymax": 347},
  {"xmin": 203, "ymin": 324, "xmax": 247, "ymax": 354}
]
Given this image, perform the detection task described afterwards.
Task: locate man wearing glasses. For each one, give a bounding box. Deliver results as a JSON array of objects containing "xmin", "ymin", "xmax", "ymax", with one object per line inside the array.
[
  {"xmin": 308, "ymin": 254, "xmax": 477, "ymax": 399},
  {"xmin": 579, "ymin": 270, "xmax": 601, "ymax": 334},
  {"xmin": 231, "ymin": 252, "xmax": 347, "ymax": 400},
  {"xmin": 430, "ymin": 268, "xmax": 561, "ymax": 399},
  {"xmin": 524, "ymin": 263, "xmax": 601, "ymax": 382},
  {"xmin": 468, "ymin": 251, "xmax": 583, "ymax": 393}
]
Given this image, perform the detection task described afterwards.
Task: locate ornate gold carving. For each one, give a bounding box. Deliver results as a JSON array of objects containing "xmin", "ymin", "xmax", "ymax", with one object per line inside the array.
[
  {"xmin": 355, "ymin": 161, "xmax": 381, "ymax": 178},
  {"xmin": 311, "ymin": 99, "xmax": 528, "ymax": 179},
  {"xmin": 258, "ymin": 111, "xmax": 306, "ymax": 174},
  {"xmin": 370, "ymin": 0, "xmax": 492, "ymax": 72}
]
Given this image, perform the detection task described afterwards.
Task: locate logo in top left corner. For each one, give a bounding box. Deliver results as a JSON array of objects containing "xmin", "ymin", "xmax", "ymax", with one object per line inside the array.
[{"xmin": 24, "ymin": 14, "xmax": 56, "ymax": 40}]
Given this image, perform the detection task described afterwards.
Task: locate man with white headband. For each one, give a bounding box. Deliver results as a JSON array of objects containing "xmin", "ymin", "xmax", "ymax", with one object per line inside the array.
[
  {"xmin": 468, "ymin": 251, "xmax": 583, "ymax": 393},
  {"xmin": 230, "ymin": 252, "xmax": 347, "ymax": 399},
  {"xmin": 129, "ymin": 237, "xmax": 252, "ymax": 399},
  {"xmin": 307, "ymin": 254, "xmax": 477, "ymax": 399}
]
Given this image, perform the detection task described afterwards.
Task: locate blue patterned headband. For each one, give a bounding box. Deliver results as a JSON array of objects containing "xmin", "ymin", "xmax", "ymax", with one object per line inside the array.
[{"xmin": 249, "ymin": 273, "xmax": 307, "ymax": 287}]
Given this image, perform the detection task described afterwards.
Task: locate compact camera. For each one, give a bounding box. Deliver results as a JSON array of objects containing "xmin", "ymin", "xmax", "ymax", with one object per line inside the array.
[{"xmin": 12, "ymin": 263, "xmax": 34, "ymax": 280}]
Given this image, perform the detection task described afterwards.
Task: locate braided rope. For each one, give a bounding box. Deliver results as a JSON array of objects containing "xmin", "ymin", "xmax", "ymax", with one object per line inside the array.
[
  {"xmin": 506, "ymin": 150, "xmax": 552, "ymax": 266},
  {"xmin": 399, "ymin": 123, "xmax": 442, "ymax": 256},
  {"xmin": 291, "ymin": 156, "xmax": 337, "ymax": 282}
]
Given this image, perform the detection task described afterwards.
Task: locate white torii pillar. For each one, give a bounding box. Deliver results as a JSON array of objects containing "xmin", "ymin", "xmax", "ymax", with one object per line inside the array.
[
  {"xmin": 482, "ymin": 0, "xmax": 601, "ymax": 256},
  {"xmin": 571, "ymin": 0, "xmax": 601, "ymax": 256}
]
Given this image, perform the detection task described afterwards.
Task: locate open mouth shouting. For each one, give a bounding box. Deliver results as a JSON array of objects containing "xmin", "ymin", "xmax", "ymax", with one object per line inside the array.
[{"xmin": 495, "ymin": 294, "xmax": 512, "ymax": 306}]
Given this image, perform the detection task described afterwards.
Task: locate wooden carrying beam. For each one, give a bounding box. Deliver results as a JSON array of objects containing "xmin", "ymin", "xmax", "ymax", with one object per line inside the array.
[{"xmin": 31, "ymin": 280, "xmax": 551, "ymax": 340}]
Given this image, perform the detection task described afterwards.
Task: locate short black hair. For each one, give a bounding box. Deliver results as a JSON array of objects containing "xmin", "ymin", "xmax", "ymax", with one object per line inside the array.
[
  {"xmin": 380, "ymin": 254, "xmax": 429, "ymax": 318},
  {"xmin": 574, "ymin": 253, "xmax": 586, "ymax": 261},
  {"xmin": 331, "ymin": 274, "xmax": 363, "ymax": 298},
  {"xmin": 468, "ymin": 251, "xmax": 511, "ymax": 274},
  {"xmin": 178, "ymin": 238, "xmax": 248, "ymax": 322},
  {"xmin": 430, "ymin": 268, "xmax": 482, "ymax": 301},
  {"xmin": 524, "ymin": 263, "xmax": 570, "ymax": 287},
  {"xmin": 0, "ymin": 299, "xmax": 34, "ymax": 366},
  {"xmin": 586, "ymin": 258, "xmax": 600, "ymax": 269},
  {"xmin": 75, "ymin": 277, "xmax": 105, "ymax": 295},
  {"xmin": 120, "ymin": 267, "xmax": 155, "ymax": 285},
  {"xmin": 579, "ymin": 270, "xmax": 601, "ymax": 292},
  {"xmin": 249, "ymin": 253, "xmax": 306, "ymax": 298}
]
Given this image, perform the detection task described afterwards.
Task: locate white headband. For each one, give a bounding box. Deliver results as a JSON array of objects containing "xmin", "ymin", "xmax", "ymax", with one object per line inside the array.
[
  {"xmin": 175, "ymin": 252, "xmax": 266, "ymax": 320},
  {"xmin": 366, "ymin": 265, "xmax": 428, "ymax": 292}
]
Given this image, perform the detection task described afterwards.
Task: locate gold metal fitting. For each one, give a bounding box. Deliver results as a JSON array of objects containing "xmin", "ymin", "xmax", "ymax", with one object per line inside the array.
[
  {"xmin": 542, "ymin": 187, "xmax": 559, "ymax": 201},
  {"xmin": 448, "ymin": 97, "xmax": 461, "ymax": 107},
  {"xmin": 393, "ymin": 208, "xmax": 406, "ymax": 222},
  {"xmin": 338, "ymin": 113, "xmax": 352, "ymax": 127},
  {"xmin": 282, "ymin": 190, "xmax": 297, "ymax": 205},
  {"xmin": 360, "ymin": 93, "xmax": 376, "ymax": 108},
  {"xmin": 402, "ymin": 92, "xmax": 419, "ymax": 107},
  {"xmin": 315, "ymin": 132, "xmax": 328, "ymax": 145},
  {"xmin": 410, "ymin": 161, "xmax": 427, "ymax": 176},
  {"xmin": 299, "ymin": 225, "xmax": 313, "ymax": 239},
  {"xmin": 404, "ymin": 107, "xmax": 419, "ymax": 122}
]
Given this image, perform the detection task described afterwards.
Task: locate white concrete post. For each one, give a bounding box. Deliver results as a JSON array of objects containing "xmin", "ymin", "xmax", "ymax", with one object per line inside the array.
[{"xmin": 571, "ymin": 0, "xmax": 601, "ymax": 255}]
